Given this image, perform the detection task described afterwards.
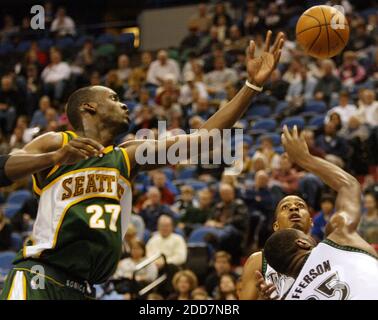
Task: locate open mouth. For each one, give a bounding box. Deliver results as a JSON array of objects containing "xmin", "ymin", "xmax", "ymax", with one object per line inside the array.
[{"xmin": 289, "ymin": 213, "xmax": 302, "ymax": 223}]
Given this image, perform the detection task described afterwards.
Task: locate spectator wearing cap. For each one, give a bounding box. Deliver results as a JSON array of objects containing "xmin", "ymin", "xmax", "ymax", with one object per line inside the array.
[
  {"xmin": 311, "ymin": 194, "xmax": 335, "ymax": 242},
  {"xmin": 339, "ymin": 51, "xmax": 366, "ymax": 87},
  {"xmin": 146, "ymin": 50, "xmax": 180, "ymax": 86},
  {"xmin": 50, "ymin": 7, "xmax": 76, "ymax": 37}
]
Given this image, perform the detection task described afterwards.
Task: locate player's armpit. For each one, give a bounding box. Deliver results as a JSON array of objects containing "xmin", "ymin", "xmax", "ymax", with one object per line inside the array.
[{"xmin": 239, "ymin": 252, "xmax": 263, "ymax": 300}]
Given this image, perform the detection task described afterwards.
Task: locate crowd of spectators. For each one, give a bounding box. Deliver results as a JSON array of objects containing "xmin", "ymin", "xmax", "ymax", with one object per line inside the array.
[{"xmin": 0, "ymin": 0, "xmax": 377, "ymax": 300}]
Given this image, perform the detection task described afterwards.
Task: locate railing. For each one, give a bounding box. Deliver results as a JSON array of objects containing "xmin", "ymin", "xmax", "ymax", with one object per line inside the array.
[{"xmin": 132, "ymin": 253, "xmax": 167, "ymax": 298}]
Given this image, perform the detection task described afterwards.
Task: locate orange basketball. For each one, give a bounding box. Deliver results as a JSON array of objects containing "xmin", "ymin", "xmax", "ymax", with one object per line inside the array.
[{"xmin": 296, "ymin": 5, "xmax": 349, "ymax": 59}]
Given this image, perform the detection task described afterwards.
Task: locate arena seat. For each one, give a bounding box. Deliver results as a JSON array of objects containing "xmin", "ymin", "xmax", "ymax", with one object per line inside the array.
[
  {"xmin": 161, "ymin": 167, "xmax": 175, "ymax": 181},
  {"xmin": 0, "ymin": 251, "xmax": 16, "ymax": 276},
  {"xmin": 185, "ymin": 243, "xmax": 210, "ymax": 282},
  {"xmin": 10, "ymin": 233, "xmax": 23, "ymax": 251},
  {"xmin": 186, "ymin": 181, "xmax": 207, "ymax": 191},
  {"xmin": 16, "ymin": 40, "xmax": 31, "ymax": 53},
  {"xmin": 0, "ymin": 42, "xmax": 14, "ymax": 55},
  {"xmin": 308, "ymin": 115, "xmax": 326, "ymax": 130},
  {"xmin": 246, "ymin": 105, "xmax": 271, "ymax": 119},
  {"xmin": 177, "ymin": 167, "xmax": 196, "ymax": 180},
  {"xmin": 56, "ymin": 37, "xmax": 75, "ymax": 49},
  {"xmin": 302, "ymin": 100, "xmax": 327, "ymax": 117},
  {"xmin": 6, "ymin": 190, "xmax": 32, "ymax": 205},
  {"xmin": 96, "ymin": 33, "xmax": 116, "ymax": 45},
  {"xmin": 38, "ymin": 38, "xmax": 54, "ymax": 51},
  {"xmin": 251, "ymin": 119, "xmax": 277, "ymax": 133},
  {"xmin": 4, "ymin": 205, "xmax": 20, "ymax": 219},
  {"xmin": 273, "ymin": 101, "xmax": 289, "ymax": 116},
  {"xmin": 188, "ymin": 226, "xmax": 219, "ymax": 243},
  {"xmin": 280, "ymin": 116, "xmax": 305, "ymax": 130}
]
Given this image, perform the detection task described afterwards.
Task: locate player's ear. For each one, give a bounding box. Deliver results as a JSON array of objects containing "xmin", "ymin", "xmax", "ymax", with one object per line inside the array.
[
  {"xmin": 80, "ymin": 102, "xmax": 98, "ymax": 115},
  {"xmin": 295, "ymin": 238, "xmax": 313, "ymax": 250},
  {"xmin": 272, "ymin": 221, "xmax": 279, "ymax": 231}
]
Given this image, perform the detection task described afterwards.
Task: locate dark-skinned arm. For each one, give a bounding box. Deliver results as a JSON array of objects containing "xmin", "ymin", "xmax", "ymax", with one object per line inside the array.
[
  {"xmin": 2, "ymin": 132, "xmax": 104, "ymax": 183},
  {"xmin": 282, "ymin": 125, "xmax": 361, "ymax": 232},
  {"xmin": 122, "ymin": 31, "xmax": 285, "ymax": 175}
]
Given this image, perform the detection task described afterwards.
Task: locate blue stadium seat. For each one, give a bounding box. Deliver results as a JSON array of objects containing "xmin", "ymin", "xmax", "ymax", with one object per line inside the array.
[
  {"xmin": 308, "ymin": 115, "xmax": 325, "ymax": 129},
  {"xmin": 177, "ymin": 167, "xmax": 196, "ymax": 180},
  {"xmin": 280, "ymin": 116, "xmax": 305, "ymax": 130},
  {"xmin": 303, "ymin": 100, "xmax": 327, "ymax": 114},
  {"xmin": 0, "ymin": 251, "xmax": 16, "ymax": 276},
  {"xmin": 16, "ymin": 40, "xmax": 31, "ymax": 53},
  {"xmin": 187, "ymin": 181, "xmax": 207, "ymax": 191},
  {"xmin": 251, "ymin": 119, "xmax": 277, "ymax": 133},
  {"xmin": 10, "ymin": 233, "xmax": 23, "ymax": 251},
  {"xmin": 96, "ymin": 33, "xmax": 115, "ymax": 45},
  {"xmin": 56, "ymin": 37, "xmax": 75, "ymax": 49},
  {"xmin": 246, "ymin": 105, "xmax": 271, "ymax": 119},
  {"xmin": 274, "ymin": 146, "xmax": 285, "ymax": 154},
  {"xmin": 38, "ymin": 38, "xmax": 54, "ymax": 51},
  {"xmin": 125, "ymin": 101, "xmax": 137, "ymax": 113},
  {"xmin": 117, "ymin": 33, "xmax": 135, "ymax": 48},
  {"xmin": 243, "ymin": 135, "xmax": 253, "ymax": 146},
  {"xmin": 274, "ymin": 101, "xmax": 289, "ymax": 115},
  {"xmin": 162, "ymin": 167, "xmax": 175, "ymax": 181},
  {"xmin": 188, "ymin": 227, "xmax": 219, "ymax": 243},
  {"xmin": 0, "ymin": 43, "xmax": 14, "ymax": 55},
  {"xmin": 143, "ymin": 229, "xmax": 151, "ymax": 243},
  {"xmin": 4, "ymin": 205, "xmax": 20, "ymax": 219},
  {"xmin": 7, "ymin": 190, "xmax": 32, "ymax": 205}
]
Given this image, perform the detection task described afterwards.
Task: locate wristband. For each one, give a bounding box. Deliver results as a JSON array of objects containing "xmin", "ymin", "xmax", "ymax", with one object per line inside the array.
[{"xmin": 245, "ymin": 80, "xmax": 263, "ymax": 92}]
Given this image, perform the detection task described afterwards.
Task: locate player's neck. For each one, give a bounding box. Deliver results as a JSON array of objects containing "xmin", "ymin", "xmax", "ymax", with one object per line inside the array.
[
  {"xmin": 77, "ymin": 125, "xmax": 115, "ymax": 147},
  {"xmin": 290, "ymin": 251, "xmax": 310, "ymax": 278}
]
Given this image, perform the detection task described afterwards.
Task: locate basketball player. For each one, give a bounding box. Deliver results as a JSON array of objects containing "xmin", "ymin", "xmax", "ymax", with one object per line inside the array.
[
  {"xmin": 239, "ymin": 195, "xmax": 313, "ymax": 300},
  {"xmin": 0, "ymin": 138, "xmax": 103, "ymax": 187},
  {"xmin": 0, "ymin": 31, "xmax": 284, "ymax": 300},
  {"xmin": 263, "ymin": 126, "xmax": 378, "ymax": 300}
]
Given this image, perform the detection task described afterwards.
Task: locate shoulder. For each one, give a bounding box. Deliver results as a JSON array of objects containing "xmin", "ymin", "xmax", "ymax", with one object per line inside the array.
[{"xmin": 244, "ymin": 251, "xmax": 263, "ymax": 272}]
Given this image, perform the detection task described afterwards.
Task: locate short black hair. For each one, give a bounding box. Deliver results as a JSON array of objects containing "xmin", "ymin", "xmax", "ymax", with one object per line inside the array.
[
  {"xmin": 66, "ymin": 86, "xmax": 97, "ymax": 130},
  {"xmin": 264, "ymin": 229, "xmax": 300, "ymax": 275}
]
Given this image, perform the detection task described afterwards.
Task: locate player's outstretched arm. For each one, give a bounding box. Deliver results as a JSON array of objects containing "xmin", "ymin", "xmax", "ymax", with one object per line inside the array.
[
  {"xmin": 122, "ymin": 31, "xmax": 284, "ymax": 173},
  {"xmin": 4, "ymin": 132, "xmax": 103, "ymax": 182},
  {"xmin": 281, "ymin": 125, "xmax": 361, "ymax": 232}
]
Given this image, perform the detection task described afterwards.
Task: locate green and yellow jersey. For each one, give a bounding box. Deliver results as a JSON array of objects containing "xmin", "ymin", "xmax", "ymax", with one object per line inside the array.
[{"xmin": 15, "ymin": 131, "xmax": 132, "ymax": 284}]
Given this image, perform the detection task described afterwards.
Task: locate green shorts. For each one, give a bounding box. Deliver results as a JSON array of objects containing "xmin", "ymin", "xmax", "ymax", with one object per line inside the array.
[{"xmin": 0, "ymin": 259, "xmax": 96, "ymax": 300}]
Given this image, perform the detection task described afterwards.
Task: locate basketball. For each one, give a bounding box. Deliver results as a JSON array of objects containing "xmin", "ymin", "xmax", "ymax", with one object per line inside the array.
[{"xmin": 296, "ymin": 5, "xmax": 350, "ymax": 59}]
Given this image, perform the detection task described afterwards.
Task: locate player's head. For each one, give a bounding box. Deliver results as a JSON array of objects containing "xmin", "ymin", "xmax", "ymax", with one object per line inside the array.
[
  {"xmin": 264, "ymin": 228, "xmax": 317, "ymax": 277},
  {"xmin": 273, "ymin": 195, "xmax": 313, "ymax": 234},
  {"xmin": 66, "ymin": 85, "xmax": 129, "ymax": 135}
]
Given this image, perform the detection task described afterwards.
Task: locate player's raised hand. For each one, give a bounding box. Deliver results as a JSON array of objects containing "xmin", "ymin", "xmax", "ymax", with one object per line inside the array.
[
  {"xmin": 52, "ymin": 137, "xmax": 104, "ymax": 165},
  {"xmin": 255, "ymin": 271, "xmax": 279, "ymax": 300},
  {"xmin": 281, "ymin": 125, "xmax": 310, "ymax": 164},
  {"xmin": 246, "ymin": 30, "xmax": 285, "ymax": 87}
]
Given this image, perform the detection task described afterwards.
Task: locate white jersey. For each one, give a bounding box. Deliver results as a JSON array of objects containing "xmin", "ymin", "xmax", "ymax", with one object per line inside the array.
[
  {"xmin": 285, "ymin": 239, "xmax": 378, "ymax": 300},
  {"xmin": 263, "ymin": 254, "xmax": 295, "ymax": 299}
]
